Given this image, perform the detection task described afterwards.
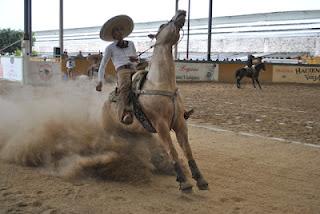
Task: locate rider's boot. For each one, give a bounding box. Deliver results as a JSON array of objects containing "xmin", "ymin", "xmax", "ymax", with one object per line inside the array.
[{"xmin": 184, "ymin": 108, "xmax": 194, "ymax": 120}]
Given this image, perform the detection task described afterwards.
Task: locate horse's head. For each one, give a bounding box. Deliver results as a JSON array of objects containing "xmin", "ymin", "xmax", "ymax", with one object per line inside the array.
[
  {"xmin": 255, "ymin": 62, "xmax": 266, "ymax": 73},
  {"xmin": 154, "ymin": 10, "xmax": 186, "ymax": 46}
]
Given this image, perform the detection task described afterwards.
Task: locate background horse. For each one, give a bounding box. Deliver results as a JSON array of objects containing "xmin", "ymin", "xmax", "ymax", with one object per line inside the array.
[
  {"xmin": 235, "ymin": 62, "xmax": 266, "ymax": 89},
  {"xmin": 101, "ymin": 10, "xmax": 208, "ymax": 192},
  {"xmin": 87, "ymin": 54, "xmax": 102, "ymax": 79}
]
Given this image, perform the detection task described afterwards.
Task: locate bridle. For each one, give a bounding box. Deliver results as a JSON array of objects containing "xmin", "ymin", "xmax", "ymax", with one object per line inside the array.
[{"xmin": 138, "ymin": 16, "xmax": 185, "ymax": 58}]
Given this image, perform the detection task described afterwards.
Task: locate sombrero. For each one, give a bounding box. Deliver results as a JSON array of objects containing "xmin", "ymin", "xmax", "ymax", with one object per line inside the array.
[{"xmin": 99, "ymin": 15, "xmax": 134, "ymax": 41}]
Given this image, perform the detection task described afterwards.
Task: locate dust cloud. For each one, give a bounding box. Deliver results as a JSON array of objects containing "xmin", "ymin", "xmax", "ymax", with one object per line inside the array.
[{"xmin": 0, "ymin": 79, "xmax": 172, "ymax": 183}]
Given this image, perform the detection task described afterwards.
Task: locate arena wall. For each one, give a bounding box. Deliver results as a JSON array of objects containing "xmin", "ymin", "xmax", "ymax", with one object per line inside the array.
[
  {"xmin": 226, "ymin": 62, "xmax": 273, "ymax": 83},
  {"xmin": 273, "ymin": 65, "xmax": 320, "ymax": 83},
  {"xmin": 1, "ymin": 57, "xmax": 319, "ymax": 85}
]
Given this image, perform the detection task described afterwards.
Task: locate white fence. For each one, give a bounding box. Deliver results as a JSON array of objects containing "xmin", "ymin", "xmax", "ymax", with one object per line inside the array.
[
  {"xmin": 0, "ymin": 56, "xmax": 62, "ymax": 85},
  {"xmin": 0, "ymin": 56, "xmax": 23, "ymax": 82}
]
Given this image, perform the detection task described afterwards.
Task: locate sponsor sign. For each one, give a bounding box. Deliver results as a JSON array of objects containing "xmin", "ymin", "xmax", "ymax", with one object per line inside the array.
[
  {"xmin": 0, "ymin": 56, "xmax": 23, "ymax": 81},
  {"xmin": 273, "ymin": 65, "xmax": 320, "ymax": 83},
  {"xmin": 0, "ymin": 59, "xmax": 3, "ymax": 78},
  {"xmin": 175, "ymin": 62, "xmax": 218, "ymax": 81},
  {"xmin": 25, "ymin": 61, "xmax": 61, "ymax": 85}
]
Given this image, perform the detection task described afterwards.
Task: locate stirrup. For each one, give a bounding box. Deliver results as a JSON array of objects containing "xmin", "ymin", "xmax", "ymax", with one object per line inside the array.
[{"xmin": 121, "ymin": 112, "xmax": 133, "ymax": 125}]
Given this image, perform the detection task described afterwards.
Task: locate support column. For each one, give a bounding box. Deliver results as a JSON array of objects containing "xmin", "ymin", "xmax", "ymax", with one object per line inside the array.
[
  {"xmin": 59, "ymin": 0, "xmax": 64, "ymax": 56},
  {"xmin": 207, "ymin": 0, "xmax": 212, "ymax": 61},
  {"xmin": 23, "ymin": 0, "xmax": 32, "ymax": 84},
  {"xmin": 186, "ymin": 0, "xmax": 191, "ymax": 59}
]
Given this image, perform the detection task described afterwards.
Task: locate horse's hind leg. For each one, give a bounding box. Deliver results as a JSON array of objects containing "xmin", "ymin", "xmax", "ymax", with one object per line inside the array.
[
  {"xmin": 157, "ymin": 124, "xmax": 193, "ymax": 192},
  {"xmin": 236, "ymin": 75, "xmax": 244, "ymax": 89},
  {"xmin": 174, "ymin": 121, "xmax": 209, "ymax": 190},
  {"xmin": 256, "ymin": 78, "xmax": 262, "ymax": 89}
]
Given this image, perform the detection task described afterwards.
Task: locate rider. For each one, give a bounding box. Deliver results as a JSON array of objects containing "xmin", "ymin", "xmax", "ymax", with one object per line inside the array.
[
  {"xmin": 247, "ymin": 54, "xmax": 254, "ymax": 71},
  {"xmin": 96, "ymin": 15, "xmax": 138, "ymax": 125},
  {"xmin": 247, "ymin": 54, "xmax": 254, "ymax": 66},
  {"xmin": 246, "ymin": 54, "xmax": 255, "ymax": 74}
]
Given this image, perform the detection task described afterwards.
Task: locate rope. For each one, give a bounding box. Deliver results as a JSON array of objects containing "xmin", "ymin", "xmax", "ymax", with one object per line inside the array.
[
  {"xmin": 137, "ymin": 45, "xmax": 154, "ymax": 57},
  {"xmin": 0, "ymin": 39, "xmax": 22, "ymax": 53}
]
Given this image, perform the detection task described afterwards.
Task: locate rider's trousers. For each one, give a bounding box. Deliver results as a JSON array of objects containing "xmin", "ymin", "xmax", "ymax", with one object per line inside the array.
[{"xmin": 116, "ymin": 68, "xmax": 135, "ymax": 120}]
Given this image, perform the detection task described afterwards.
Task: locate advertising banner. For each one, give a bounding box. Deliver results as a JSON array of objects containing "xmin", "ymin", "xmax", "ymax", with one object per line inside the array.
[
  {"xmin": 175, "ymin": 62, "xmax": 218, "ymax": 81},
  {"xmin": 0, "ymin": 58, "xmax": 3, "ymax": 78},
  {"xmin": 273, "ymin": 65, "xmax": 320, "ymax": 83},
  {"xmin": 0, "ymin": 56, "xmax": 23, "ymax": 81},
  {"xmin": 25, "ymin": 61, "xmax": 61, "ymax": 85}
]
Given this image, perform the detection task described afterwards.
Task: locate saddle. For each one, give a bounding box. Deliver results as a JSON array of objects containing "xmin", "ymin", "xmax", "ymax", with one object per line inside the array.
[
  {"xmin": 244, "ymin": 66, "xmax": 255, "ymax": 75},
  {"xmin": 108, "ymin": 62, "xmax": 194, "ymax": 133},
  {"xmin": 108, "ymin": 67, "xmax": 157, "ymax": 133}
]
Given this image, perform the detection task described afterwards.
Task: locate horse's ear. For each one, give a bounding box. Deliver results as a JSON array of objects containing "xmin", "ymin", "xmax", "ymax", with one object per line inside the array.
[{"xmin": 148, "ymin": 34, "xmax": 156, "ymax": 39}]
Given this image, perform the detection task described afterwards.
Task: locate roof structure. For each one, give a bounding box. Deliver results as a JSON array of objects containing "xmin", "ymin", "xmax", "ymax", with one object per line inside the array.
[{"xmin": 33, "ymin": 10, "xmax": 320, "ymax": 62}]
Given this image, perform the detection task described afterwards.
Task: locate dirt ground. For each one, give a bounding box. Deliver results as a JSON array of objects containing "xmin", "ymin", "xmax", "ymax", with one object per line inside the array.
[
  {"xmin": 0, "ymin": 80, "xmax": 319, "ymax": 214},
  {"xmin": 179, "ymin": 82, "xmax": 320, "ymax": 145}
]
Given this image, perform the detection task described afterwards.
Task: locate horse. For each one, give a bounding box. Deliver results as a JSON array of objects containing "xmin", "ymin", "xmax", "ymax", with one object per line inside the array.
[
  {"xmin": 87, "ymin": 54, "xmax": 102, "ymax": 79},
  {"xmin": 101, "ymin": 10, "xmax": 208, "ymax": 192},
  {"xmin": 235, "ymin": 62, "xmax": 266, "ymax": 89}
]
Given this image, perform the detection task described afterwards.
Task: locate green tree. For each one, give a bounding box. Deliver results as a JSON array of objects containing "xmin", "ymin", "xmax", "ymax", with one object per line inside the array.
[{"xmin": 0, "ymin": 29, "xmax": 36, "ymax": 55}]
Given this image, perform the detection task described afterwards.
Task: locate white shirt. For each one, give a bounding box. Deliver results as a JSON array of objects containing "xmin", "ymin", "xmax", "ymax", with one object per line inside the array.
[{"xmin": 98, "ymin": 40, "xmax": 137, "ymax": 82}]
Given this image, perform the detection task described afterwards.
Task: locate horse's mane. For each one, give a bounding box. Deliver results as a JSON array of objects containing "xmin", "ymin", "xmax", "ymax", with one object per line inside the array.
[{"xmin": 254, "ymin": 62, "xmax": 265, "ymax": 72}]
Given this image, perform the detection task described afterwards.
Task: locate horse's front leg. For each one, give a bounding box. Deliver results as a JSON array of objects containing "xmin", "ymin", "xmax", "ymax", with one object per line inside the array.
[
  {"xmin": 256, "ymin": 78, "xmax": 262, "ymax": 89},
  {"xmin": 173, "ymin": 119, "xmax": 209, "ymax": 190},
  {"xmin": 157, "ymin": 123, "xmax": 193, "ymax": 193},
  {"xmin": 236, "ymin": 78, "xmax": 241, "ymax": 88},
  {"xmin": 252, "ymin": 77, "xmax": 256, "ymax": 88}
]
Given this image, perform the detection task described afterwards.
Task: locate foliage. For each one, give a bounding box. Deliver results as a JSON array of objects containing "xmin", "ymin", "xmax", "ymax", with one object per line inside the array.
[
  {"xmin": 0, "ymin": 28, "xmax": 23, "ymax": 54},
  {"xmin": 32, "ymin": 50, "xmax": 38, "ymax": 56},
  {"xmin": 14, "ymin": 49, "xmax": 22, "ymax": 56},
  {"xmin": 0, "ymin": 28, "xmax": 36, "ymax": 55}
]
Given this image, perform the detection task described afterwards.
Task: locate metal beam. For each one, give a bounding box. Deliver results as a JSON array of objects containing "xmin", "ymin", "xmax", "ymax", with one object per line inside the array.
[
  {"xmin": 59, "ymin": 0, "xmax": 64, "ymax": 56},
  {"xmin": 186, "ymin": 0, "xmax": 191, "ymax": 59},
  {"xmin": 207, "ymin": 0, "xmax": 213, "ymax": 61},
  {"xmin": 28, "ymin": 0, "xmax": 32, "ymax": 53},
  {"xmin": 24, "ymin": 0, "xmax": 29, "ymax": 41},
  {"xmin": 24, "ymin": 0, "xmax": 32, "ymax": 54}
]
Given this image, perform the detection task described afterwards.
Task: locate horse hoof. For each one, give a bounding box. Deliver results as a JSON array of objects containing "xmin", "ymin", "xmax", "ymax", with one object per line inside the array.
[
  {"xmin": 197, "ymin": 178, "xmax": 209, "ymax": 190},
  {"xmin": 180, "ymin": 182, "xmax": 193, "ymax": 193}
]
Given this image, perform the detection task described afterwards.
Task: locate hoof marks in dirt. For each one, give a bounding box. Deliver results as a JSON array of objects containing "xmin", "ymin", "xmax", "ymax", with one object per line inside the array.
[{"xmin": 220, "ymin": 196, "xmax": 246, "ymax": 203}]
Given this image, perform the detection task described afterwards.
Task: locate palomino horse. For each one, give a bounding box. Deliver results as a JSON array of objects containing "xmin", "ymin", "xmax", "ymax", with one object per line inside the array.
[
  {"xmin": 102, "ymin": 10, "xmax": 208, "ymax": 192},
  {"xmin": 87, "ymin": 54, "xmax": 102, "ymax": 79},
  {"xmin": 235, "ymin": 62, "xmax": 266, "ymax": 89}
]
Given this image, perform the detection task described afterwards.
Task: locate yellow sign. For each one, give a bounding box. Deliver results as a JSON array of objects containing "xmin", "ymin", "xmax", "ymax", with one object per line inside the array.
[{"xmin": 273, "ymin": 65, "xmax": 320, "ymax": 83}]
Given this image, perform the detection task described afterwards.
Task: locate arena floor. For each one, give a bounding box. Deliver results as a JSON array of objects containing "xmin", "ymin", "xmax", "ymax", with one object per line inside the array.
[
  {"xmin": 179, "ymin": 82, "xmax": 320, "ymax": 145},
  {"xmin": 0, "ymin": 80, "xmax": 319, "ymax": 213}
]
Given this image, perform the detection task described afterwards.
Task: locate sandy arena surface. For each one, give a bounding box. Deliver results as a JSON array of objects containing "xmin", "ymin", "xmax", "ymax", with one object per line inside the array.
[
  {"xmin": 0, "ymin": 80, "xmax": 319, "ymax": 214},
  {"xmin": 179, "ymin": 82, "xmax": 320, "ymax": 145}
]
